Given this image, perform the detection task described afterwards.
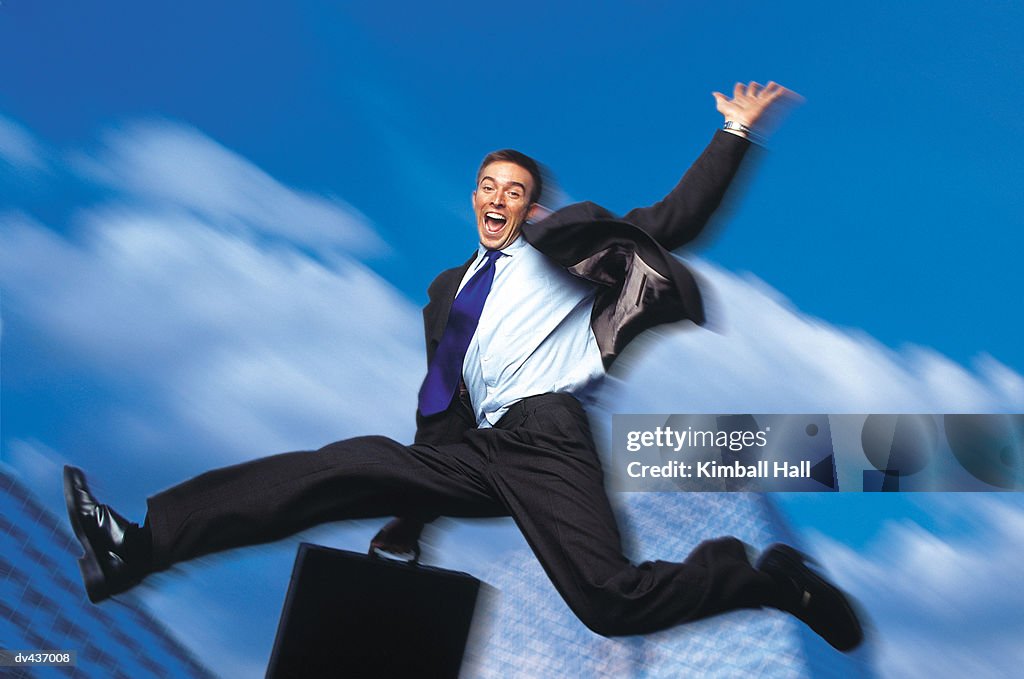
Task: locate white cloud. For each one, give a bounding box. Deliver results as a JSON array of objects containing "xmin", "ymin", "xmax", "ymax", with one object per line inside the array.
[
  {"xmin": 0, "ymin": 209, "xmax": 422, "ymax": 460},
  {"xmin": 604, "ymin": 260, "xmax": 1024, "ymax": 414},
  {"xmin": 0, "ymin": 115, "xmax": 46, "ymax": 171},
  {"xmin": 807, "ymin": 495, "xmax": 1024, "ymax": 679},
  {"xmin": 71, "ymin": 120, "xmax": 387, "ymax": 256},
  {"xmin": 1, "ymin": 122, "xmax": 423, "ymax": 497}
]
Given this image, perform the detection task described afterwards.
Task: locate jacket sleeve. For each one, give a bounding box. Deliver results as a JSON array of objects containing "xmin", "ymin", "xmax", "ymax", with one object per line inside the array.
[{"xmin": 621, "ymin": 130, "xmax": 751, "ymax": 251}]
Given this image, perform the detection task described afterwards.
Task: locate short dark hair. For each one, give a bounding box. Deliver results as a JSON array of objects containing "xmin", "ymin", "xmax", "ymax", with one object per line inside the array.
[{"xmin": 476, "ymin": 149, "xmax": 543, "ymax": 204}]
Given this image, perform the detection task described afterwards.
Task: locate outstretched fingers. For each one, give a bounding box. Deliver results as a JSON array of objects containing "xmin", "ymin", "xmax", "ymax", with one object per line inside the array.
[{"xmin": 714, "ymin": 80, "xmax": 802, "ymax": 135}]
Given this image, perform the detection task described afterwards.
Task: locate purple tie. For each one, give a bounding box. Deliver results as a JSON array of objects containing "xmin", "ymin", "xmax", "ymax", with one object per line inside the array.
[{"xmin": 418, "ymin": 250, "xmax": 503, "ymax": 416}]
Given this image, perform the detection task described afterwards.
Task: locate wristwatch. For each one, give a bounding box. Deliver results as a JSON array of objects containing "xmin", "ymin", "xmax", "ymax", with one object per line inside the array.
[{"xmin": 723, "ymin": 120, "xmax": 753, "ymax": 136}]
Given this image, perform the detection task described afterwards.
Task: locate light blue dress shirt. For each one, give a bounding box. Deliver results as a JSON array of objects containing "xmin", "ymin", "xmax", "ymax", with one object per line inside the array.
[{"xmin": 459, "ymin": 235, "xmax": 606, "ymax": 427}]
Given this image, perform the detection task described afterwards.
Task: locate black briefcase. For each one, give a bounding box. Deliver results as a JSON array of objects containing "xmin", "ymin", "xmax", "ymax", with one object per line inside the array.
[{"xmin": 266, "ymin": 543, "xmax": 483, "ymax": 679}]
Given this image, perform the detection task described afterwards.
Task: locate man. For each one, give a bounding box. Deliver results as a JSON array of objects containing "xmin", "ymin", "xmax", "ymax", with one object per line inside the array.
[{"xmin": 64, "ymin": 81, "xmax": 864, "ymax": 651}]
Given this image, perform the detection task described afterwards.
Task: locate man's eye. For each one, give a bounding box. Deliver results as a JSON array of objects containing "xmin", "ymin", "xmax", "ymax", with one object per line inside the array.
[
  {"xmin": 508, "ymin": 192, "xmax": 520, "ymax": 199},
  {"xmin": 482, "ymin": 185, "xmax": 494, "ymax": 192}
]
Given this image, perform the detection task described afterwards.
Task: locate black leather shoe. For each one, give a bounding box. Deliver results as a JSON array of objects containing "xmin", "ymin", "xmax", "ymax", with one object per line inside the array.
[
  {"xmin": 756, "ymin": 543, "xmax": 864, "ymax": 652},
  {"xmin": 63, "ymin": 465, "xmax": 147, "ymax": 603}
]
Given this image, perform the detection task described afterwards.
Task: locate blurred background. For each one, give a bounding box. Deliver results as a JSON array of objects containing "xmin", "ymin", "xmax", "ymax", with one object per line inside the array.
[{"xmin": 2, "ymin": 2, "xmax": 1023, "ymax": 677}]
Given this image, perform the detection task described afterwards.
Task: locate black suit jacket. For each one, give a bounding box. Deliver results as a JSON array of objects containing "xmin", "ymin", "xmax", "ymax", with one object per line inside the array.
[{"xmin": 415, "ymin": 131, "xmax": 751, "ymax": 446}]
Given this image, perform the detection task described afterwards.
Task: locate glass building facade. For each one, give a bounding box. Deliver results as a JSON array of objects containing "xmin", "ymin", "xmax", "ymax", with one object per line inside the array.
[{"xmin": 0, "ymin": 467, "xmax": 214, "ymax": 679}]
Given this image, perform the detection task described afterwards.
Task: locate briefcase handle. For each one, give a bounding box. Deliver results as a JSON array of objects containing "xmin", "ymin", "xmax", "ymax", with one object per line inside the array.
[
  {"xmin": 370, "ymin": 548, "xmax": 421, "ymax": 561},
  {"xmin": 368, "ymin": 518, "xmax": 424, "ymax": 565},
  {"xmin": 368, "ymin": 544, "xmax": 421, "ymax": 565}
]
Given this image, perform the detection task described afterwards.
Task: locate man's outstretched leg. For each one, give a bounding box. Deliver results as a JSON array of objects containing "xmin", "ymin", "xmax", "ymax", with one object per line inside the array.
[
  {"xmin": 64, "ymin": 435, "xmax": 503, "ymax": 603},
  {"xmin": 484, "ymin": 393, "xmax": 863, "ymax": 650}
]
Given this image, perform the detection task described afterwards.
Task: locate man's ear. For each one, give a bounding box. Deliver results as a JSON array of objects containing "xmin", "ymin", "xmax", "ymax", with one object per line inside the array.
[
  {"xmin": 471, "ymin": 191, "xmax": 477, "ymax": 209},
  {"xmin": 527, "ymin": 203, "xmax": 548, "ymax": 222}
]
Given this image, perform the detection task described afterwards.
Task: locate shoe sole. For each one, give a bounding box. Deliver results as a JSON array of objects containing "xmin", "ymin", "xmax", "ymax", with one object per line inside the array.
[{"xmin": 63, "ymin": 466, "xmax": 110, "ymax": 603}]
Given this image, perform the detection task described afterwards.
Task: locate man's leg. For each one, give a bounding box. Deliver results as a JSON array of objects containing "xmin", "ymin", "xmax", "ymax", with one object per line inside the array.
[
  {"xmin": 148, "ymin": 435, "xmax": 504, "ymax": 569},
  {"xmin": 481, "ymin": 393, "xmax": 778, "ymax": 637},
  {"xmin": 67, "ymin": 434, "xmax": 505, "ymax": 602}
]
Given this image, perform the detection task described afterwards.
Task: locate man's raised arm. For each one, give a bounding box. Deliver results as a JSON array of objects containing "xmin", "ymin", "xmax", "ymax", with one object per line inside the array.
[{"xmin": 623, "ymin": 81, "xmax": 798, "ymax": 250}]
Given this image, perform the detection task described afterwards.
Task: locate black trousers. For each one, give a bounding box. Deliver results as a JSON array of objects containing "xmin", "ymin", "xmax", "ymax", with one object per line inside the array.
[{"xmin": 147, "ymin": 393, "xmax": 776, "ymax": 636}]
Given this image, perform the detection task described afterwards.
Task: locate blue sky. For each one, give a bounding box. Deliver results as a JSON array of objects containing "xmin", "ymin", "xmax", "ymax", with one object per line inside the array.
[{"xmin": 2, "ymin": 2, "xmax": 1024, "ymax": 677}]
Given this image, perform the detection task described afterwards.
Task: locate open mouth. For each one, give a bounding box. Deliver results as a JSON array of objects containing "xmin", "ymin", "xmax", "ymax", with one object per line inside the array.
[{"xmin": 484, "ymin": 211, "xmax": 507, "ymax": 233}]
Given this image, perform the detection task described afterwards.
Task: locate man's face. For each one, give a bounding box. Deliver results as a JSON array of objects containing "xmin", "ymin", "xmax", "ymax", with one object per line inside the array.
[{"xmin": 472, "ymin": 161, "xmax": 537, "ymax": 250}]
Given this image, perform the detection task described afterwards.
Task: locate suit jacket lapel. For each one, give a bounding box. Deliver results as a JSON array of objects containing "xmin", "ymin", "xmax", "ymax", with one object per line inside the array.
[{"xmin": 423, "ymin": 254, "xmax": 476, "ymax": 361}]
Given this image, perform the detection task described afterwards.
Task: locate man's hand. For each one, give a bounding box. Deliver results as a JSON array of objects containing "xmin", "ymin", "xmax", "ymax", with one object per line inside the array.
[
  {"xmin": 369, "ymin": 517, "xmax": 425, "ymax": 561},
  {"xmin": 713, "ymin": 81, "xmax": 801, "ymax": 138}
]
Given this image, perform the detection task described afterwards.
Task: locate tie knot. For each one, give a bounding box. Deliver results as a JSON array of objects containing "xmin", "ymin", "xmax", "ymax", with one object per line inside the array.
[{"xmin": 483, "ymin": 249, "xmax": 503, "ymax": 264}]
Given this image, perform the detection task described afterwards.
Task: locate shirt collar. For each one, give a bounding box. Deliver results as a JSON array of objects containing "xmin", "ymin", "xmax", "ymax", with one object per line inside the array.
[{"xmin": 474, "ymin": 233, "xmax": 527, "ymax": 265}]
